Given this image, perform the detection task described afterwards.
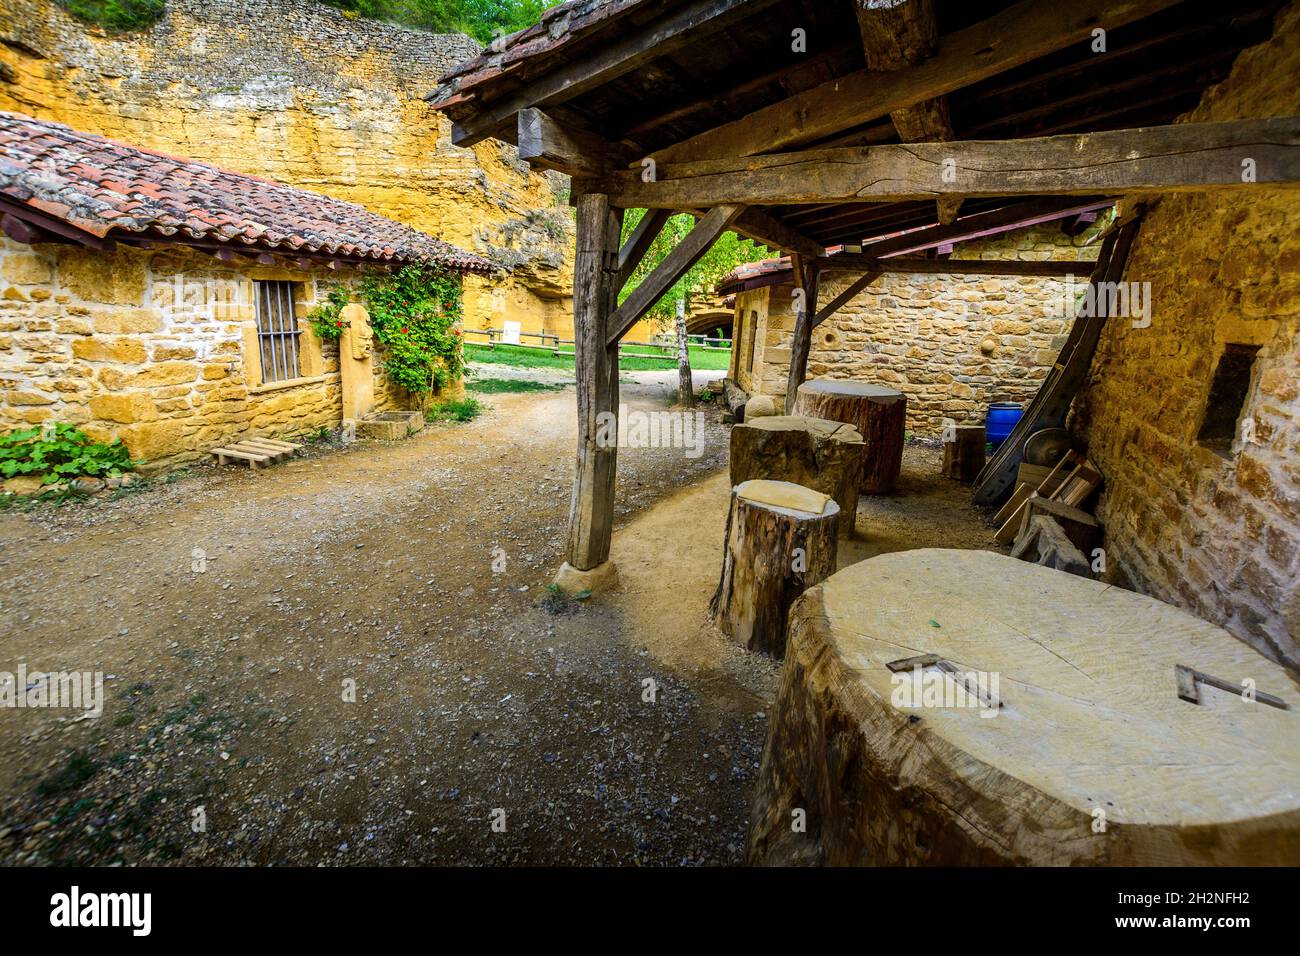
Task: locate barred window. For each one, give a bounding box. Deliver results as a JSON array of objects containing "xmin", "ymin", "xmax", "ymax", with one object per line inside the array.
[{"xmin": 255, "ymin": 281, "xmax": 302, "ymax": 384}]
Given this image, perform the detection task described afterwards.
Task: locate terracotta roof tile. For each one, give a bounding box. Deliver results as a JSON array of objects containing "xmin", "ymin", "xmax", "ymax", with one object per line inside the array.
[{"xmin": 0, "ymin": 111, "xmax": 493, "ymax": 273}]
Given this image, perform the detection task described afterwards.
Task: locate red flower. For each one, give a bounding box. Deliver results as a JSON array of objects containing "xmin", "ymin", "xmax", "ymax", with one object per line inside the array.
[
  {"xmin": 336, "ymin": 321, "xmax": 345, "ymax": 328},
  {"xmin": 401, "ymin": 327, "xmax": 410, "ymax": 334}
]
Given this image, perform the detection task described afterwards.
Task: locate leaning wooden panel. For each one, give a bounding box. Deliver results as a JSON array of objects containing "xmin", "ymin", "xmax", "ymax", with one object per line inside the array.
[{"xmin": 747, "ymin": 549, "xmax": 1300, "ymax": 866}]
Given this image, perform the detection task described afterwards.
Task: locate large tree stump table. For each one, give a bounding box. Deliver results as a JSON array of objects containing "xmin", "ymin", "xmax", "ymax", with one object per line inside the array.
[
  {"xmin": 748, "ymin": 549, "xmax": 1300, "ymax": 866},
  {"xmin": 729, "ymin": 415, "xmax": 865, "ymax": 538},
  {"xmin": 711, "ymin": 479, "xmax": 840, "ymax": 658},
  {"xmin": 793, "ymin": 379, "xmax": 906, "ymax": 493}
]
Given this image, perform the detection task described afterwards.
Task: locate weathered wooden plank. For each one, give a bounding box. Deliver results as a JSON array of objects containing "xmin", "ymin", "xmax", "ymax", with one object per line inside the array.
[
  {"xmin": 859, "ymin": 198, "xmax": 1115, "ymax": 258},
  {"xmin": 605, "ymin": 204, "xmax": 745, "ymax": 345},
  {"xmin": 565, "ymin": 192, "xmax": 623, "ymax": 571},
  {"xmin": 813, "ymin": 270, "xmax": 880, "ymax": 329},
  {"xmin": 615, "ymin": 208, "xmax": 671, "ymax": 289},
  {"xmin": 856, "ymin": 0, "xmax": 954, "ymax": 152},
  {"xmin": 599, "ymin": 117, "xmax": 1300, "ymax": 208},
  {"xmin": 517, "ymin": 108, "xmax": 638, "ymax": 177},
  {"xmin": 452, "ymin": 0, "xmax": 785, "ymax": 147},
  {"xmin": 653, "ymin": 0, "xmax": 1182, "ymax": 163},
  {"xmin": 732, "ymin": 208, "xmax": 824, "ymax": 259},
  {"xmin": 783, "ymin": 255, "xmax": 819, "ymax": 414},
  {"xmin": 820, "ymin": 256, "xmax": 1093, "ymax": 277}
]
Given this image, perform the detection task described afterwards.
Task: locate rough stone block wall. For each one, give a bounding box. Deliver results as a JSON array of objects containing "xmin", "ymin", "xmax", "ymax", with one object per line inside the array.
[
  {"xmin": 0, "ymin": 237, "xmax": 437, "ymax": 470},
  {"xmin": 734, "ymin": 222, "xmax": 1103, "ymax": 434},
  {"xmin": 1072, "ymin": 2, "xmax": 1300, "ymax": 670},
  {"xmin": 0, "ymin": 0, "xmax": 576, "ymax": 339}
]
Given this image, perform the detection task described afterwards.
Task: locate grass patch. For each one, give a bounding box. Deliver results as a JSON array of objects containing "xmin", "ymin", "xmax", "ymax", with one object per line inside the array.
[
  {"xmin": 466, "ymin": 342, "xmax": 731, "ymax": 372},
  {"xmin": 467, "ymin": 377, "xmax": 568, "ymax": 394},
  {"xmin": 56, "ymin": 0, "xmax": 165, "ymax": 32},
  {"xmin": 427, "ymin": 397, "xmax": 484, "ymax": 423}
]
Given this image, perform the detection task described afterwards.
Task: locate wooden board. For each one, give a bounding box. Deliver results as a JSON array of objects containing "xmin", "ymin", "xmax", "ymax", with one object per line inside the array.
[{"xmin": 747, "ymin": 548, "xmax": 1300, "ymax": 865}]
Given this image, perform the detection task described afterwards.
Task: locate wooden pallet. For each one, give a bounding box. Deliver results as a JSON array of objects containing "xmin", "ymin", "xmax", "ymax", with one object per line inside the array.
[
  {"xmin": 211, "ymin": 437, "xmax": 302, "ymax": 468},
  {"xmin": 993, "ymin": 450, "xmax": 1102, "ymax": 545}
]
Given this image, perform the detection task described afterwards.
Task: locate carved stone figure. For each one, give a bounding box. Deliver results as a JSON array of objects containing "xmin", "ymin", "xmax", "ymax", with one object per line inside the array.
[{"xmin": 342, "ymin": 302, "xmax": 373, "ymax": 360}]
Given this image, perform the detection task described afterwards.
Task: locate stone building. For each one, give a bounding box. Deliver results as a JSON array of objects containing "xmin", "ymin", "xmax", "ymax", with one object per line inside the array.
[
  {"xmin": 0, "ymin": 0, "xmax": 578, "ymax": 341},
  {"xmin": 0, "ymin": 111, "xmax": 491, "ymax": 471},
  {"xmin": 719, "ymin": 217, "xmax": 1107, "ymax": 436}
]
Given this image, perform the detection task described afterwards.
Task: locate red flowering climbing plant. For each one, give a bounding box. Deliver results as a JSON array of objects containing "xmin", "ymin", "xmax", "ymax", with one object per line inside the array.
[{"xmin": 307, "ymin": 263, "xmax": 465, "ymax": 394}]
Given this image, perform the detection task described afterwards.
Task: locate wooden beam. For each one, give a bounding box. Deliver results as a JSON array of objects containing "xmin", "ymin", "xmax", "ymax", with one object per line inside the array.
[
  {"xmin": 862, "ymin": 198, "xmax": 1115, "ymax": 258},
  {"xmin": 784, "ymin": 254, "xmax": 820, "ymax": 413},
  {"xmin": 731, "ymin": 208, "xmax": 824, "ymax": 259},
  {"xmin": 517, "ymin": 108, "xmax": 638, "ymax": 177},
  {"xmin": 820, "ymin": 256, "xmax": 1093, "ymax": 277},
  {"xmin": 451, "ymin": 0, "xmax": 785, "ymax": 147},
  {"xmin": 566, "ymin": 192, "xmax": 623, "ymax": 571},
  {"xmin": 813, "ymin": 270, "xmax": 880, "ymax": 328},
  {"xmin": 605, "ymin": 204, "xmax": 745, "ymax": 346},
  {"xmin": 652, "ymin": 0, "xmax": 1182, "ymax": 163},
  {"xmin": 597, "ymin": 117, "xmax": 1300, "ymax": 208},
  {"xmin": 855, "ymin": 0, "xmax": 954, "ymax": 147},
  {"xmin": 615, "ymin": 208, "xmax": 672, "ymax": 289}
]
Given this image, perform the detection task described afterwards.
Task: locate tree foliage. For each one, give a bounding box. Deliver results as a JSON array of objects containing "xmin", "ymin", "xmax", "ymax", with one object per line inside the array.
[
  {"xmin": 56, "ymin": 0, "xmax": 165, "ymax": 32},
  {"xmin": 317, "ymin": 0, "xmax": 561, "ymax": 43},
  {"xmin": 619, "ymin": 210, "xmax": 769, "ymax": 329}
]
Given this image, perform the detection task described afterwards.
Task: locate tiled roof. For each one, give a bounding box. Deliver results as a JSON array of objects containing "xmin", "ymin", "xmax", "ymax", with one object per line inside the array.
[
  {"xmin": 716, "ymin": 256, "xmax": 795, "ymax": 295},
  {"xmin": 0, "ymin": 111, "xmax": 493, "ymax": 273}
]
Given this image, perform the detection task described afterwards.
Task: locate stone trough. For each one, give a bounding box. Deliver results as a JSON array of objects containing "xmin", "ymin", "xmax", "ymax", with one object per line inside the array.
[{"xmin": 355, "ymin": 410, "xmax": 425, "ymax": 441}]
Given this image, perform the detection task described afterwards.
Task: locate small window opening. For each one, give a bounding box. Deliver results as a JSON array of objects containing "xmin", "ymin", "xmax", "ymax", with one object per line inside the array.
[
  {"xmin": 255, "ymin": 280, "xmax": 302, "ymax": 384},
  {"xmin": 745, "ymin": 310, "xmax": 759, "ymax": 373},
  {"xmin": 1197, "ymin": 343, "xmax": 1260, "ymax": 458}
]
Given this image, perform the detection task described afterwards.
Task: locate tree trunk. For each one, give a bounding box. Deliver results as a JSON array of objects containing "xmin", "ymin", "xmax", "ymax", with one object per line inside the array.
[
  {"xmin": 747, "ymin": 548, "xmax": 1300, "ymax": 865},
  {"xmin": 941, "ymin": 424, "xmax": 986, "ymax": 482},
  {"xmin": 729, "ymin": 415, "xmax": 864, "ymax": 538},
  {"xmin": 675, "ymin": 298, "xmax": 694, "ymax": 408},
  {"xmin": 710, "ymin": 479, "xmax": 839, "ymax": 657},
  {"xmin": 793, "ymin": 379, "xmax": 906, "ymax": 493}
]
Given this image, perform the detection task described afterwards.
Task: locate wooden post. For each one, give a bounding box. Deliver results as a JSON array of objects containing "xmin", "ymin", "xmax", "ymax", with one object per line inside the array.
[
  {"xmin": 564, "ymin": 192, "xmax": 622, "ymax": 575},
  {"xmin": 675, "ymin": 298, "xmax": 694, "ymax": 407},
  {"xmin": 783, "ymin": 256, "xmax": 819, "ymax": 414},
  {"xmin": 941, "ymin": 424, "xmax": 986, "ymax": 482}
]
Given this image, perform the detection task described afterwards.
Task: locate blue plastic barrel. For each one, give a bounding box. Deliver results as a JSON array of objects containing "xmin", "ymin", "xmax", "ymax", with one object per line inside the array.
[{"xmin": 985, "ymin": 402, "xmax": 1023, "ymax": 449}]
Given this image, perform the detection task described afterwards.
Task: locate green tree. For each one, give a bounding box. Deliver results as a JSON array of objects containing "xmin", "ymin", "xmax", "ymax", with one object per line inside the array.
[{"xmin": 619, "ymin": 210, "xmax": 769, "ymax": 329}]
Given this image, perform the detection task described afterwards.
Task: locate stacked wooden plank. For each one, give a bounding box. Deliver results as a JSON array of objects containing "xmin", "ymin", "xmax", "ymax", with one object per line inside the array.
[{"xmin": 211, "ymin": 436, "xmax": 302, "ymax": 469}]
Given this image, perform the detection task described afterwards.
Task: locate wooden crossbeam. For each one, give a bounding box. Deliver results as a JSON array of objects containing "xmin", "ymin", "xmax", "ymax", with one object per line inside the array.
[
  {"xmin": 652, "ymin": 0, "xmax": 1182, "ymax": 163},
  {"xmin": 819, "ymin": 256, "xmax": 1094, "ymax": 277},
  {"xmin": 517, "ymin": 108, "xmax": 638, "ymax": 177},
  {"xmin": 615, "ymin": 208, "xmax": 671, "ymax": 289},
  {"xmin": 732, "ymin": 208, "xmax": 824, "ymax": 259},
  {"xmin": 451, "ymin": 0, "xmax": 785, "ymax": 147},
  {"xmin": 596, "ymin": 117, "xmax": 1300, "ymax": 208},
  {"xmin": 813, "ymin": 271, "xmax": 880, "ymax": 328},
  {"xmin": 860, "ymin": 198, "xmax": 1115, "ymax": 259},
  {"xmin": 605, "ymin": 204, "xmax": 744, "ymax": 345}
]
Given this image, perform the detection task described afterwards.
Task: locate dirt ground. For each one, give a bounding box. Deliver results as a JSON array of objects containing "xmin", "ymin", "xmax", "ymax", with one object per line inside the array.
[{"xmin": 0, "ymin": 369, "xmax": 1001, "ymax": 866}]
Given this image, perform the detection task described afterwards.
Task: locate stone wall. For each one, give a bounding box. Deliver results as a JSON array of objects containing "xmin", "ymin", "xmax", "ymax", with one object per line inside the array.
[
  {"xmin": 732, "ymin": 222, "xmax": 1104, "ymax": 435},
  {"xmin": 0, "ymin": 0, "xmax": 578, "ymax": 339},
  {"xmin": 1071, "ymin": 2, "xmax": 1300, "ymax": 671},
  {"xmin": 0, "ymin": 237, "xmax": 440, "ymax": 470}
]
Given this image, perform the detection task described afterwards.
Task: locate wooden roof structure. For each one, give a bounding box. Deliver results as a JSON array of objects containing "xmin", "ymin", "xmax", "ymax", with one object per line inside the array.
[{"xmin": 428, "ymin": 0, "xmax": 1300, "ymax": 578}]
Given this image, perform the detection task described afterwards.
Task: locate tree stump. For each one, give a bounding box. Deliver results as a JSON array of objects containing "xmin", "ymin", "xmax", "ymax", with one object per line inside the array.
[
  {"xmin": 941, "ymin": 424, "xmax": 986, "ymax": 482},
  {"xmin": 747, "ymin": 549, "xmax": 1300, "ymax": 865},
  {"xmin": 710, "ymin": 479, "xmax": 839, "ymax": 658},
  {"xmin": 729, "ymin": 415, "xmax": 864, "ymax": 538},
  {"xmin": 793, "ymin": 379, "xmax": 906, "ymax": 493}
]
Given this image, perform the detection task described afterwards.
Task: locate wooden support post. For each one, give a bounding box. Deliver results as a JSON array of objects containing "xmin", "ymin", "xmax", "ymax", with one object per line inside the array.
[
  {"xmin": 563, "ymin": 193, "xmax": 623, "ymax": 576},
  {"xmin": 783, "ymin": 256, "xmax": 820, "ymax": 414}
]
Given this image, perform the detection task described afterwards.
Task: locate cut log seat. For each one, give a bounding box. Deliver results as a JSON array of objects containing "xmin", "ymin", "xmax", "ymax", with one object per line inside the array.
[
  {"xmin": 792, "ymin": 379, "xmax": 906, "ymax": 493},
  {"xmin": 747, "ymin": 548, "xmax": 1300, "ymax": 866},
  {"xmin": 729, "ymin": 415, "xmax": 865, "ymax": 538},
  {"xmin": 711, "ymin": 479, "xmax": 840, "ymax": 658}
]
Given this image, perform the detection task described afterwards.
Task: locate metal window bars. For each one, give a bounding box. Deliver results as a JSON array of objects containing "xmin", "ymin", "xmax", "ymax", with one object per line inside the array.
[{"xmin": 255, "ymin": 281, "xmax": 302, "ymax": 384}]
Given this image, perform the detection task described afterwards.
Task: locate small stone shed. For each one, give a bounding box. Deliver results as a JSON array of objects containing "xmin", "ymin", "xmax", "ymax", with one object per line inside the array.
[{"xmin": 0, "ymin": 112, "xmax": 492, "ymax": 471}]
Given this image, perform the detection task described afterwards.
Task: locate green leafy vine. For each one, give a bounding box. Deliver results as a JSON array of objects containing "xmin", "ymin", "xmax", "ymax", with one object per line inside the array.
[{"xmin": 308, "ymin": 263, "xmax": 465, "ymax": 394}]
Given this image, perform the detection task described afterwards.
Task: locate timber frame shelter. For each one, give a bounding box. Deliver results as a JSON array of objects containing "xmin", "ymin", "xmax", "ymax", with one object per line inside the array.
[{"xmin": 428, "ymin": 0, "xmax": 1300, "ymax": 581}]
